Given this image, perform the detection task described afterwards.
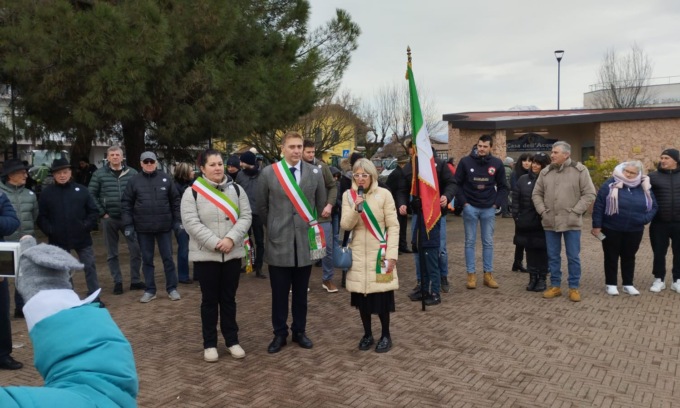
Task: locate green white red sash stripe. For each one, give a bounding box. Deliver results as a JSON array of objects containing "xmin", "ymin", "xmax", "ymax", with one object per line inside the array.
[
  {"xmin": 192, "ymin": 177, "xmax": 253, "ymax": 269},
  {"xmin": 272, "ymin": 161, "xmax": 326, "ymax": 256},
  {"xmin": 192, "ymin": 177, "xmax": 239, "ymax": 224},
  {"xmin": 350, "ymin": 189, "xmax": 388, "ymax": 275}
]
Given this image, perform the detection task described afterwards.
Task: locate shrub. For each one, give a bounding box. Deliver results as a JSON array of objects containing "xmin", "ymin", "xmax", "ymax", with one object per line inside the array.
[{"xmin": 583, "ymin": 156, "xmax": 619, "ymax": 189}]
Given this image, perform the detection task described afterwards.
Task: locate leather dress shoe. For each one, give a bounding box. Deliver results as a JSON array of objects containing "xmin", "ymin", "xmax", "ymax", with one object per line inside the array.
[
  {"xmin": 399, "ymin": 247, "xmax": 413, "ymax": 254},
  {"xmin": 129, "ymin": 282, "xmax": 146, "ymax": 291},
  {"xmin": 375, "ymin": 336, "xmax": 392, "ymax": 353},
  {"xmin": 292, "ymin": 332, "xmax": 313, "ymax": 349},
  {"xmin": 358, "ymin": 335, "xmax": 374, "ymax": 351},
  {"xmin": 267, "ymin": 336, "xmax": 287, "ymax": 353},
  {"xmin": 0, "ymin": 356, "xmax": 23, "ymax": 370}
]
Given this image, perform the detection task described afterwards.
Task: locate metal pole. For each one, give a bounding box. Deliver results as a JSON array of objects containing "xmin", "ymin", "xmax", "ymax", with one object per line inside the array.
[{"xmin": 557, "ymin": 60, "xmax": 561, "ymax": 110}]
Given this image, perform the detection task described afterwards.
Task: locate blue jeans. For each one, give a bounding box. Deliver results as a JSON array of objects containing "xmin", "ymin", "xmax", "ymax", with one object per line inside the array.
[
  {"xmin": 175, "ymin": 228, "xmax": 190, "ymax": 281},
  {"xmin": 138, "ymin": 231, "xmax": 178, "ymax": 295},
  {"xmin": 462, "ymin": 205, "xmax": 496, "ymax": 273},
  {"xmin": 545, "ymin": 230, "xmax": 582, "ymax": 288},
  {"xmin": 320, "ymin": 221, "xmax": 334, "ymax": 281},
  {"xmin": 412, "ymin": 215, "xmax": 448, "ymax": 281}
]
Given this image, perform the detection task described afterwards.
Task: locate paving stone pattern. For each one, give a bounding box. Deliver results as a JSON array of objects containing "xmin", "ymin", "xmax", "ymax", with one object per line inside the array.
[{"xmin": 1, "ymin": 215, "xmax": 678, "ymax": 407}]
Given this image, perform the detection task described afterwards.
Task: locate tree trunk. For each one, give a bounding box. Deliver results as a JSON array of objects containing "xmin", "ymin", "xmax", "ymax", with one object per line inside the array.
[
  {"xmin": 122, "ymin": 117, "xmax": 146, "ymax": 171},
  {"xmin": 70, "ymin": 127, "xmax": 96, "ymax": 167}
]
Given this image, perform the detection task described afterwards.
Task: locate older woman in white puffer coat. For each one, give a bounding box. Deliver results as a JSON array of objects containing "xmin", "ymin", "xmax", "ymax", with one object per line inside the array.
[{"xmin": 341, "ymin": 158, "xmax": 399, "ymax": 353}]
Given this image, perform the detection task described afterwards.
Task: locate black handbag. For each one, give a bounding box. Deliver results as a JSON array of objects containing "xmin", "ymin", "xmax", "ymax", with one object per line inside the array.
[{"xmin": 333, "ymin": 230, "xmax": 352, "ymax": 269}]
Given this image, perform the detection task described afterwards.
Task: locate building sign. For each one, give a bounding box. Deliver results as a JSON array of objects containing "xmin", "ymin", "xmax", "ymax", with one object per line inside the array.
[
  {"xmin": 342, "ymin": 149, "xmax": 350, "ymax": 158},
  {"xmin": 507, "ymin": 133, "xmax": 556, "ymax": 152}
]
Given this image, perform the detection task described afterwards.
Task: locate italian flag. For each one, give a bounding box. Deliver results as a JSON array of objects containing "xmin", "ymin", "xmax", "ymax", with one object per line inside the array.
[{"xmin": 407, "ymin": 62, "xmax": 441, "ymax": 233}]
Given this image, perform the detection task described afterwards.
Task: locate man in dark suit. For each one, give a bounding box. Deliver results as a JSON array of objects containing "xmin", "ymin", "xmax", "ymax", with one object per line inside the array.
[{"xmin": 257, "ymin": 131, "xmax": 326, "ymax": 353}]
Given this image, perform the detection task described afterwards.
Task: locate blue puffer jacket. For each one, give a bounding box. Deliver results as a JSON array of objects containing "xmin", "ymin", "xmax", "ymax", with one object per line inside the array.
[
  {"xmin": 592, "ymin": 177, "xmax": 658, "ymax": 232},
  {"xmin": 0, "ymin": 305, "xmax": 138, "ymax": 407},
  {"xmin": 0, "ymin": 192, "xmax": 20, "ymax": 238},
  {"xmin": 0, "ymin": 183, "xmax": 36, "ymax": 241}
]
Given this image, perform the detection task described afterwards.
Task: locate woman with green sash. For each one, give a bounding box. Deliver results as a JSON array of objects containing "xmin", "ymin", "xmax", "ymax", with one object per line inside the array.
[
  {"xmin": 341, "ymin": 158, "xmax": 399, "ymax": 353},
  {"xmin": 181, "ymin": 149, "xmax": 252, "ymax": 362}
]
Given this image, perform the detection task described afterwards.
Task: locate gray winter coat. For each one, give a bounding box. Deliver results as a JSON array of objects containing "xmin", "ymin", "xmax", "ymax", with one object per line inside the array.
[
  {"xmin": 257, "ymin": 161, "xmax": 326, "ymax": 267},
  {"xmin": 0, "ymin": 182, "xmax": 38, "ymax": 242}
]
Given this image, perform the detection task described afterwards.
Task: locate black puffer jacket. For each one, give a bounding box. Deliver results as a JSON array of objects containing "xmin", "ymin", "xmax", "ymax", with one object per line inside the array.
[
  {"xmin": 649, "ymin": 166, "xmax": 680, "ymax": 223},
  {"xmin": 511, "ymin": 172, "xmax": 545, "ymax": 249},
  {"xmin": 121, "ymin": 170, "xmax": 181, "ymax": 233},
  {"xmin": 397, "ymin": 157, "xmax": 456, "ymax": 210},
  {"xmin": 37, "ymin": 181, "xmax": 99, "ymax": 250}
]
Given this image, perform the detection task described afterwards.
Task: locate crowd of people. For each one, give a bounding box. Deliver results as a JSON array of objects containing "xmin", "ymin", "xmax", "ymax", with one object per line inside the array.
[{"xmin": 0, "ymin": 135, "xmax": 678, "ymax": 377}]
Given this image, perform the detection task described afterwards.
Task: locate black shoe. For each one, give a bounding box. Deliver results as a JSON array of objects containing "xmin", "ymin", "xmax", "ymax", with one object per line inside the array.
[
  {"xmin": 255, "ymin": 268, "xmax": 268, "ymax": 279},
  {"xmin": 13, "ymin": 309, "xmax": 24, "ymax": 319},
  {"xmin": 534, "ymin": 273, "xmax": 547, "ymax": 292},
  {"xmin": 399, "ymin": 247, "xmax": 413, "ymax": 254},
  {"xmin": 526, "ymin": 273, "xmax": 538, "ymax": 291},
  {"xmin": 93, "ymin": 297, "xmax": 106, "ymax": 308},
  {"xmin": 375, "ymin": 336, "xmax": 392, "ymax": 353},
  {"xmin": 441, "ymin": 277, "xmax": 450, "ymax": 293},
  {"xmin": 314, "ymin": 260, "xmax": 322, "ymax": 267},
  {"xmin": 358, "ymin": 335, "xmax": 374, "ymax": 351},
  {"xmin": 0, "ymin": 356, "xmax": 23, "ymax": 370},
  {"xmin": 292, "ymin": 332, "xmax": 313, "ymax": 349},
  {"xmin": 267, "ymin": 335, "xmax": 287, "ymax": 353},
  {"xmin": 424, "ymin": 293, "xmax": 441, "ymax": 306},
  {"xmin": 129, "ymin": 282, "xmax": 146, "ymax": 291},
  {"xmin": 179, "ymin": 279, "xmax": 194, "ymax": 284},
  {"xmin": 113, "ymin": 282, "xmax": 123, "ymax": 295},
  {"xmin": 408, "ymin": 282, "xmax": 422, "ymax": 301},
  {"xmin": 512, "ymin": 261, "xmax": 528, "ymax": 272}
]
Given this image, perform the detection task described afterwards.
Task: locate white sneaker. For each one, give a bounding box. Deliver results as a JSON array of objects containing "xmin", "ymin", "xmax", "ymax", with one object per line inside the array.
[
  {"xmin": 605, "ymin": 285, "xmax": 619, "ymax": 296},
  {"xmin": 228, "ymin": 344, "xmax": 246, "ymax": 359},
  {"xmin": 168, "ymin": 290, "xmax": 181, "ymax": 301},
  {"xmin": 622, "ymin": 285, "xmax": 640, "ymax": 296},
  {"xmin": 650, "ymin": 279, "xmax": 666, "ymax": 293},
  {"xmin": 204, "ymin": 347, "xmax": 218, "ymax": 363},
  {"xmin": 140, "ymin": 292, "xmax": 157, "ymax": 303},
  {"xmin": 671, "ymin": 279, "xmax": 680, "ymax": 293}
]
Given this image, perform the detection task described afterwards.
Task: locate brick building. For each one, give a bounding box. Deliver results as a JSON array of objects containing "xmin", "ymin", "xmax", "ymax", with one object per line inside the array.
[{"xmin": 443, "ymin": 107, "xmax": 680, "ymax": 171}]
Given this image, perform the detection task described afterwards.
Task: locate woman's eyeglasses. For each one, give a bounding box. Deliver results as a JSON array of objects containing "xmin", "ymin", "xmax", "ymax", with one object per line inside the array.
[{"xmin": 352, "ymin": 173, "xmax": 370, "ymax": 179}]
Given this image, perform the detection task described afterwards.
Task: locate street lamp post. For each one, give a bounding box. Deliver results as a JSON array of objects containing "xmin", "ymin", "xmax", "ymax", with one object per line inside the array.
[{"xmin": 554, "ymin": 50, "xmax": 564, "ymax": 110}]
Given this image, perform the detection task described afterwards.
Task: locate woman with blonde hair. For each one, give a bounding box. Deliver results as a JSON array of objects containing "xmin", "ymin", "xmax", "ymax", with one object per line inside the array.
[{"xmin": 341, "ymin": 158, "xmax": 399, "ymax": 353}]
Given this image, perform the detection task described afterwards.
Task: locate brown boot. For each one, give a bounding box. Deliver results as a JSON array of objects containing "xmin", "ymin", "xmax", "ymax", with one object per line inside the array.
[
  {"xmin": 483, "ymin": 272, "xmax": 499, "ymax": 289},
  {"xmin": 466, "ymin": 273, "xmax": 476, "ymax": 289},
  {"xmin": 543, "ymin": 287, "xmax": 562, "ymax": 299}
]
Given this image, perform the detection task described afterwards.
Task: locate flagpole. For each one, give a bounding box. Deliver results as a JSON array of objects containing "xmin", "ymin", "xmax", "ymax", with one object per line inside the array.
[{"xmin": 407, "ymin": 46, "xmax": 430, "ymax": 312}]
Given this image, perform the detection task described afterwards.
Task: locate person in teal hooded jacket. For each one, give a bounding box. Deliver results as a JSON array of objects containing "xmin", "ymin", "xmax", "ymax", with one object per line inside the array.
[{"xmin": 0, "ymin": 236, "xmax": 138, "ymax": 407}]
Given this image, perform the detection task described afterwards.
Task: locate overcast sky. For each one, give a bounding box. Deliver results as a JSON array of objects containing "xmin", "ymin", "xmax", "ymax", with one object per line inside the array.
[{"xmin": 308, "ymin": 0, "xmax": 680, "ymax": 116}]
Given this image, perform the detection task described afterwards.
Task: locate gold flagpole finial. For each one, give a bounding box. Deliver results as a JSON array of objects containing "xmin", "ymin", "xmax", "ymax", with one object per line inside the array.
[{"xmin": 405, "ymin": 46, "xmax": 412, "ymax": 79}]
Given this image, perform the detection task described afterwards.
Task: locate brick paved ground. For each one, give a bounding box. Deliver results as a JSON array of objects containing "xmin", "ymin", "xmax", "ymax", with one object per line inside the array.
[{"xmin": 1, "ymin": 215, "xmax": 678, "ymax": 407}]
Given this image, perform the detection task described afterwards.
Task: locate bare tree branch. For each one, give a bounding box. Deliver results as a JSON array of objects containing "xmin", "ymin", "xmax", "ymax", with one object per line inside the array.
[{"xmin": 592, "ymin": 43, "xmax": 654, "ymax": 108}]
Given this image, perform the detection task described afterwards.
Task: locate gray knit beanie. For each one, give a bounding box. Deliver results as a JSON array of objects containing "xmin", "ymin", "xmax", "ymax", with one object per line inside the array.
[{"xmin": 16, "ymin": 236, "xmax": 83, "ymax": 303}]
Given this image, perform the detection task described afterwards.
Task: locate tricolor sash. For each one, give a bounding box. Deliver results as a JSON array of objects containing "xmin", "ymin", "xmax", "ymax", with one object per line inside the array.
[
  {"xmin": 350, "ymin": 189, "xmax": 392, "ymax": 283},
  {"xmin": 192, "ymin": 176, "xmax": 253, "ymax": 271},
  {"xmin": 272, "ymin": 161, "xmax": 326, "ymax": 260}
]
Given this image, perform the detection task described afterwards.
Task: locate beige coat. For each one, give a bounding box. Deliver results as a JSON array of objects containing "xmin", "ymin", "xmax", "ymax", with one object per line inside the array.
[
  {"xmin": 181, "ymin": 176, "xmax": 252, "ymax": 263},
  {"xmin": 340, "ymin": 180, "xmax": 399, "ymax": 294},
  {"xmin": 531, "ymin": 158, "xmax": 596, "ymax": 232}
]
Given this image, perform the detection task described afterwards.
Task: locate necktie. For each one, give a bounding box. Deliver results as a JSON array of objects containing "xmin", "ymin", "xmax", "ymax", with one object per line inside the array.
[{"xmin": 290, "ymin": 167, "xmax": 297, "ymax": 182}]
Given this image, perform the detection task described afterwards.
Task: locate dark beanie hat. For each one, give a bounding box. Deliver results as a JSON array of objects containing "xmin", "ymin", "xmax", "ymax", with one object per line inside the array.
[
  {"xmin": 240, "ymin": 151, "xmax": 257, "ymax": 166},
  {"xmin": 662, "ymin": 148, "xmax": 680, "ymax": 164},
  {"xmin": 227, "ymin": 155, "xmax": 241, "ymax": 168}
]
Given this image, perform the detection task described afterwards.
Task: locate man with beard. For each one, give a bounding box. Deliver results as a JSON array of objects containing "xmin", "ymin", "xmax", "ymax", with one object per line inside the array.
[{"xmin": 454, "ymin": 134, "xmax": 508, "ymax": 290}]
